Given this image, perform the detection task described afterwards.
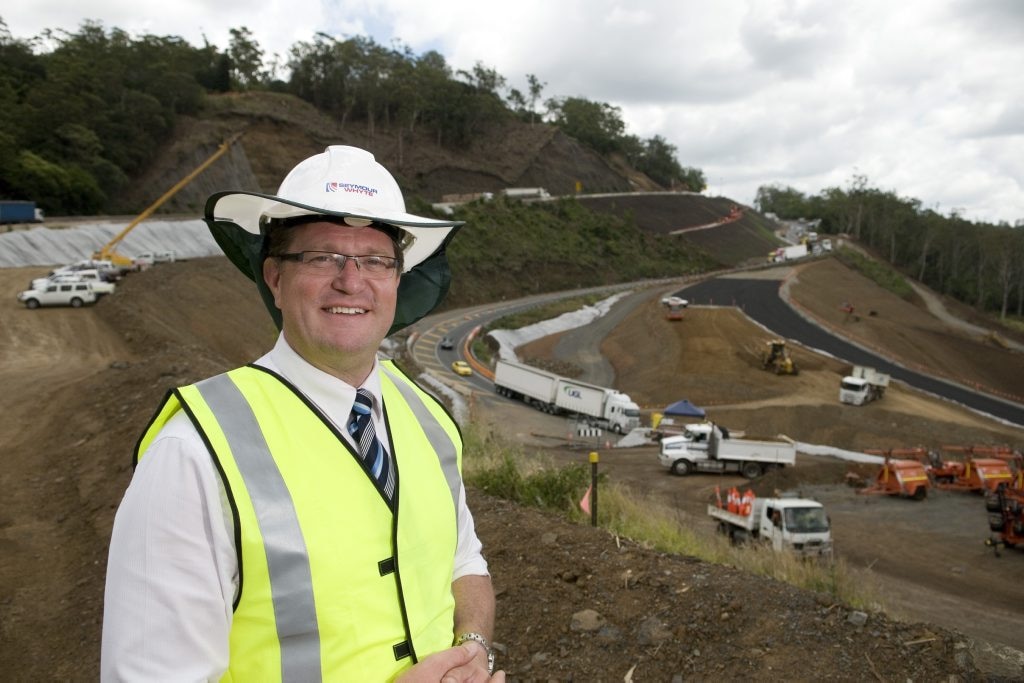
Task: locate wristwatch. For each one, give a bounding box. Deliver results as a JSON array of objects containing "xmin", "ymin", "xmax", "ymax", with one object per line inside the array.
[{"xmin": 455, "ymin": 631, "xmax": 495, "ymax": 675}]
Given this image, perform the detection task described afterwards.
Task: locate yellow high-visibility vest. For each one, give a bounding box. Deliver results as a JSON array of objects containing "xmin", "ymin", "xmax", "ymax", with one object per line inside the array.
[{"xmin": 137, "ymin": 361, "xmax": 462, "ymax": 681}]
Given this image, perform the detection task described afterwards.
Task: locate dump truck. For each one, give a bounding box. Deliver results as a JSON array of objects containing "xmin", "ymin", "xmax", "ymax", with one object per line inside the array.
[
  {"xmin": 493, "ymin": 359, "xmax": 640, "ymax": 433},
  {"xmin": 708, "ymin": 496, "xmax": 833, "ymax": 559},
  {"xmin": 658, "ymin": 421, "xmax": 796, "ymax": 478},
  {"xmin": 839, "ymin": 366, "xmax": 890, "ymax": 405}
]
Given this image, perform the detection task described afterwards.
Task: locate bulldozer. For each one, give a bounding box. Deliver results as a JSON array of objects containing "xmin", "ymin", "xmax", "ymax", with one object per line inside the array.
[{"xmin": 762, "ymin": 339, "xmax": 798, "ymax": 375}]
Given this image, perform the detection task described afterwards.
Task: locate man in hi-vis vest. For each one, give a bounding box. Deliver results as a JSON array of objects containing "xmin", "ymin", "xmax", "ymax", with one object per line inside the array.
[{"xmin": 102, "ymin": 146, "xmax": 502, "ymax": 682}]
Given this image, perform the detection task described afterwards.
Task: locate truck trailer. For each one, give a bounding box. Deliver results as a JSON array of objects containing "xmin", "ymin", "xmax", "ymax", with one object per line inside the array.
[
  {"xmin": 708, "ymin": 496, "xmax": 833, "ymax": 559},
  {"xmin": 658, "ymin": 422, "xmax": 795, "ymax": 478},
  {"xmin": 0, "ymin": 200, "xmax": 43, "ymax": 224},
  {"xmin": 839, "ymin": 366, "xmax": 890, "ymax": 405},
  {"xmin": 492, "ymin": 359, "xmax": 640, "ymax": 434}
]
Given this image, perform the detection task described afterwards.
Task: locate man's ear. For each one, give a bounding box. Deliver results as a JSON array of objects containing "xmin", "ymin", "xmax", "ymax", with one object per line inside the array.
[{"xmin": 263, "ymin": 257, "xmax": 282, "ymax": 308}]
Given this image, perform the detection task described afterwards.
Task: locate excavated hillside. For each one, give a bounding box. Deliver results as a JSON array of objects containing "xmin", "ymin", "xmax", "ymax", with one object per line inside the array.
[
  {"xmin": 115, "ymin": 91, "xmax": 773, "ymax": 267},
  {"xmin": 117, "ymin": 91, "xmax": 646, "ymax": 216}
]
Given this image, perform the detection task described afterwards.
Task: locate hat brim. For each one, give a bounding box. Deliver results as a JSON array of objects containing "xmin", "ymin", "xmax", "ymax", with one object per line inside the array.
[
  {"xmin": 203, "ymin": 191, "xmax": 461, "ymax": 336},
  {"xmin": 206, "ymin": 190, "xmax": 462, "ymax": 271}
]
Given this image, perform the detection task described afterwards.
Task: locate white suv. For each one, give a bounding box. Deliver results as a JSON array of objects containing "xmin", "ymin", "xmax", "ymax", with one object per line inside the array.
[
  {"xmin": 31, "ymin": 270, "xmax": 116, "ymax": 295},
  {"xmin": 17, "ymin": 282, "xmax": 98, "ymax": 309}
]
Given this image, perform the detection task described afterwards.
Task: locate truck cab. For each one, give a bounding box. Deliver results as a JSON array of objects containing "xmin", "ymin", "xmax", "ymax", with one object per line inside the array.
[
  {"xmin": 604, "ymin": 393, "xmax": 641, "ymax": 433},
  {"xmin": 757, "ymin": 499, "xmax": 832, "ymax": 557},
  {"xmin": 659, "ymin": 422, "xmax": 724, "ymax": 458},
  {"xmin": 839, "ymin": 376, "xmax": 872, "ymax": 405},
  {"xmin": 839, "ymin": 366, "xmax": 889, "ymax": 405},
  {"xmin": 710, "ymin": 497, "xmax": 832, "ymax": 559}
]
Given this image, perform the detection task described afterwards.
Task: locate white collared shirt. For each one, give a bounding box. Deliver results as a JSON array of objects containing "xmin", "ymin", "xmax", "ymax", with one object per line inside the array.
[{"xmin": 101, "ymin": 334, "xmax": 487, "ymax": 682}]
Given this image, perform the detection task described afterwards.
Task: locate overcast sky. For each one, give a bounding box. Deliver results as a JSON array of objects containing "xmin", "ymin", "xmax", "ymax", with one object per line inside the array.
[{"xmin": 6, "ymin": 1, "xmax": 1023, "ymax": 224}]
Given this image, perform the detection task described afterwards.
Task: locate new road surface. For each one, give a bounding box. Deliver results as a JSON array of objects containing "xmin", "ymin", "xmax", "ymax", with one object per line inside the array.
[{"xmin": 673, "ymin": 277, "xmax": 1024, "ymax": 427}]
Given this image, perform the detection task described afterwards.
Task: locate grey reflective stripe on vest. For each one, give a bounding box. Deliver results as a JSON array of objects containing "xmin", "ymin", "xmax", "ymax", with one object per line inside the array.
[
  {"xmin": 381, "ymin": 366, "xmax": 460, "ymax": 511},
  {"xmin": 195, "ymin": 373, "xmax": 322, "ymax": 683}
]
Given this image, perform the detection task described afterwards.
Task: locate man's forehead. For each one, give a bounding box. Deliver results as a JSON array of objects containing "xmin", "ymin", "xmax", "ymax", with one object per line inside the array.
[{"xmin": 289, "ymin": 220, "xmax": 399, "ymax": 242}]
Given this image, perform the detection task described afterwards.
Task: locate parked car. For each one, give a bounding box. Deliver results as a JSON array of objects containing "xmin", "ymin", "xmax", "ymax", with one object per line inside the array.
[
  {"xmin": 439, "ymin": 336, "xmax": 455, "ymax": 350},
  {"xmin": 18, "ymin": 282, "xmax": 98, "ymax": 309},
  {"xmin": 32, "ymin": 270, "xmax": 116, "ymax": 296},
  {"xmin": 52, "ymin": 259, "xmax": 124, "ymax": 279},
  {"xmin": 135, "ymin": 250, "xmax": 176, "ymax": 267},
  {"xmin": 451, "ymin": 360, "xmax": 473, "ymax": 376}
]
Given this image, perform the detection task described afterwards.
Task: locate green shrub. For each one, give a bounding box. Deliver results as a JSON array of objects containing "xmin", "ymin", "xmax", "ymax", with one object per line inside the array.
[{"xmin": 835, "ymin": 247, "xmax": 914, "ymax": 300}]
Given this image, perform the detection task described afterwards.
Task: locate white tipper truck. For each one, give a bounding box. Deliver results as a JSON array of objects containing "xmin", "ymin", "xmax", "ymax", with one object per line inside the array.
[
  {"xmin": 658, "ymin": 422, "xmax": 796, "ymax": 479},
  {"xmin": 493, "ymin": 359, "xmax": 640, "ymax": 434},
  {"xmin": 708, "ymin": 496, "xmax": 833, "ymax": 559},
  {"xmin": 839, "ymin": 366, "xmax": 890, "ymax": 405}
]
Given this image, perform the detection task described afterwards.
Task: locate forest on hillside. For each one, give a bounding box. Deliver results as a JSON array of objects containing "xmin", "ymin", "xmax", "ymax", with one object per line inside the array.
[
  {"xmin": 756, "ymin": 179, "xmax": 1024, "ymax": 321},
  {"xmin": 0, "ymin": 19, "xmax": 703, "ymax": 215}
]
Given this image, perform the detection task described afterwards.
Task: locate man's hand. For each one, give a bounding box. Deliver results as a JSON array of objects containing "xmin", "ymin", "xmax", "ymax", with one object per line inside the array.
[{"xmin": 395, "ymin": 644, "xmax": 504, "ymax": 683}]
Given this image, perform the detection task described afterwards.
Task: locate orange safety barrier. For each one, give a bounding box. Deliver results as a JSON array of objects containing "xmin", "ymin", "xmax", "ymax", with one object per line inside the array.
[
  {"xmin": 740, "ymin": 489, "xmax": 755, "ymax": 516},
  {"xmin": 727, "ymin": 487, "xmax": 740, "ymax": 513}
]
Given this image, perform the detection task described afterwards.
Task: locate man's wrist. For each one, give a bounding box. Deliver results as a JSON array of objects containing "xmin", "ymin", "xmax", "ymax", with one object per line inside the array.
[{"xmin": 455, "ymin": 632, "xmax": 495, "ymax": 674}]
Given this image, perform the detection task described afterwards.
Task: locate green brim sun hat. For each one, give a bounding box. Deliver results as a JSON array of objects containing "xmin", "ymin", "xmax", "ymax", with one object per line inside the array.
[{"xmin": 203, "ymin": 146, "xmax": 463, "ymax": 336}]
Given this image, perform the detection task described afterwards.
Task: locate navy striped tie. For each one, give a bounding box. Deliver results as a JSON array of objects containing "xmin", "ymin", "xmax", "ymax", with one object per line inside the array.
[{"xmin": 348, "ymin": 389, "xmax": 393, "ymax": 502}]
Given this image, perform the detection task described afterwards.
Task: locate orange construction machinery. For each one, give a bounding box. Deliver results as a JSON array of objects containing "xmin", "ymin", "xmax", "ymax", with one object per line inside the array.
[
  {"xmin": 858, "ymin": 448, "xmax": 930, "ymax": 500},
  {"xmin": 928, "ymin": 445, "xmax": 1015, "ymax": 494},
  {"xmin": 985, "ymin": 477, "xmax": 1024, "ymax": 555}
]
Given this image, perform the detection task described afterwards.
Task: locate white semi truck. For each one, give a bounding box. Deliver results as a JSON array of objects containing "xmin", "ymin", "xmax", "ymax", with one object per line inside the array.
[
  {"xmin": 658, "ymin": 422, "xmax": 796, "ymax": 478},
  {"xmin": 839, "ymin": 366, "xmax": 890, "ymax": 405},
  {"xmin": 708, "ymin": 496, "xmax": 833, "ymax": 560},
  {"xmin": 493, "ymin": 360, "xmax": 640, "ymax": 433}
]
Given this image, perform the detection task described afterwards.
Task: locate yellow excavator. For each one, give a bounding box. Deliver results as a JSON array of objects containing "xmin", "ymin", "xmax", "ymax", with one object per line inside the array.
[
  {"xmin": 762, "ymin": 339, "xmax": 798, "ymax": 375},
  {"xmin": 93, "ymin": 133, "xmax": 243, "ymax": 267}
]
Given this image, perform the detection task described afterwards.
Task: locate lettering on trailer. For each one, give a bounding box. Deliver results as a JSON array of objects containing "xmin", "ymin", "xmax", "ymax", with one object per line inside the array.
[{"xmin": 562, "ymin": 386, "xmax": 583, "ymax": 400}]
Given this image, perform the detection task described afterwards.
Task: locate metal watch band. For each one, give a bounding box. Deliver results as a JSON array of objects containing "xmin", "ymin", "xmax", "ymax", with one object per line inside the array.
[{"xmin": 455, "ymin": 631, "xmax": 495, "ymax": 675}]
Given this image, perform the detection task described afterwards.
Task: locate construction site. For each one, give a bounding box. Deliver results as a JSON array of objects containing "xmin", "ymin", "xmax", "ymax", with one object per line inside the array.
[{"xmin": 3, "ymin": 133, "xmax": 1024, "ymax": 678}]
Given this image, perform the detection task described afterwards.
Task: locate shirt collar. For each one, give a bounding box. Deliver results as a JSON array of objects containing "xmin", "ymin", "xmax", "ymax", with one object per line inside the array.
[{"xmin": 262, "ymin": 333, "xmax": 385, "ymax": 422}]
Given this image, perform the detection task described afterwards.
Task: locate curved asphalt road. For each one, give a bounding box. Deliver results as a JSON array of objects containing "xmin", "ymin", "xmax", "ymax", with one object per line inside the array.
[{"xmin": 675, "ymin": 277, "xmax": 1024, "ymax": 427}]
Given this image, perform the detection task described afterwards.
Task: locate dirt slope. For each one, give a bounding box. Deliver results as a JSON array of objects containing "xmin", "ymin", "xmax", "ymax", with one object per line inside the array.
[
  {"xmin": 2, "ymin": 255, "xmax": 1023, "ymax": 680},
  {"xmin": 116, "ymin": 91, "xmax": 638, "ymax": 216}
]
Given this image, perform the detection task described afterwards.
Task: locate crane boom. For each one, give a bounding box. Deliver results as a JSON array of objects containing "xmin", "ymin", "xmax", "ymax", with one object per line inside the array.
[{"xmin": 94, "ymin": 132, "xmax": 244, "ymax": 265}]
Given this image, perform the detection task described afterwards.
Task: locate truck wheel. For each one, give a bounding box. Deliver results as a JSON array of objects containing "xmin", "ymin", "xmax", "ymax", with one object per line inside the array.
[
  {"xmin": 70, "ymin": 297, "xmax": 84, "ymax": 308},
  {"xmin": 25, "ymin": 298, "xmax": 40, "ymax": 309},
  {"xmin": 741, "ymin": 462, "xmax": 763, "ymax": 479},
  {"xmin": 671, "ymin": 460, "xmax": 692, "ymax": 476},
  {"xmin": 911, "ymin": 486, "xmax": 927, "ymax": 501}
]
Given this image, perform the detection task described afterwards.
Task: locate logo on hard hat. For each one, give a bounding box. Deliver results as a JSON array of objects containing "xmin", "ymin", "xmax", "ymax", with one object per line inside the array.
[{"xmin": 326, "ymin": 182, "xmax": 378, "ymax": 197}]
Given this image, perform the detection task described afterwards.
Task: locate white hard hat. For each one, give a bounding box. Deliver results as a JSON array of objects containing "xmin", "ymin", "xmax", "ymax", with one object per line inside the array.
[
  {"xmin": 203, "ymin": 145, "xmax": 463, "ymax": 334},
  {"xmin": 206, "ymin": 145, "xmax": 461, "ymax": 271}
]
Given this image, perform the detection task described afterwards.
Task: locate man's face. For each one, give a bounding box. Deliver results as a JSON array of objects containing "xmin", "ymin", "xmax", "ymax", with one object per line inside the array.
[{"xmin": 263, "ymin": 221, "xmax": 399, "ymax": 384}]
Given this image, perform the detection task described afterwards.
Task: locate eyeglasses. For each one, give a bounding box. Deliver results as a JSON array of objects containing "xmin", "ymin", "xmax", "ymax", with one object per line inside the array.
[{"xmin": 275, "ymin": 251, "xmax": 399, "ymax": 278}]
